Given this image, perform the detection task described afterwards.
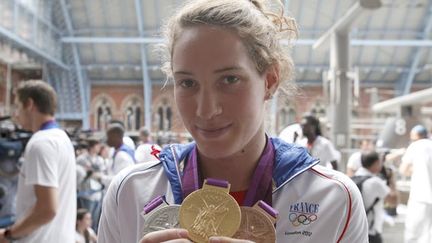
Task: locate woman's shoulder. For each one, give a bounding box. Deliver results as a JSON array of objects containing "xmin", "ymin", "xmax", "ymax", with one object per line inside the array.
[
  {"xmin": 106, "ymin": 161, "xmax": 167, "ymax": 204},
  {"xmin": 277, "ymin": 164, "xmax": 362, "ymax": 202}
]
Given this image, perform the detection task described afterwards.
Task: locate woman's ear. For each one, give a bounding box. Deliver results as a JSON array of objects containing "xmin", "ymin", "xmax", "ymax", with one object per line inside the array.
[{"xmin": 264, "ymin": 64, "xmax": 280, "ymax": 100}]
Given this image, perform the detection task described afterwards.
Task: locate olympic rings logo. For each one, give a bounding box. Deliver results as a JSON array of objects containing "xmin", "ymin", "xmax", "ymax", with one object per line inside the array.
[{"xmin": 289, "ymin": 212, "xmax": 317, "ymax": 226}]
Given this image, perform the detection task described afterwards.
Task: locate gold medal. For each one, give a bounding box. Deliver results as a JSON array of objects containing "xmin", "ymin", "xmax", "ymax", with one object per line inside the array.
[
  {"xmin": 179, "ymin": 178, "xmax": 241, "ymax": 243},
  {"xmin": 233, "ymin": 200, "xmax": 278, "ymax": 243}
]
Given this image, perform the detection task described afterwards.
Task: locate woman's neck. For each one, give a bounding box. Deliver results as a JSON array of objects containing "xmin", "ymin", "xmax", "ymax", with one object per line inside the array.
[
  {"xmin": 198, "ymin": 132, "xmax": 267, "ymax": 192},
  {"xmin": 76, "ymin": 225, "xmax": 86, "ymax": 234}
]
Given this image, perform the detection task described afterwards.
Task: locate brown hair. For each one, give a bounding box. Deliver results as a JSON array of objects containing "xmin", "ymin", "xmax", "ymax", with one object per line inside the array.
[
  {"xmin": 16, "ymin": 80, "xmax": 57, "ymax": 115},
  {"xmin": 160, "ymin": 0, "xmax": 298, "ymax": 93}
]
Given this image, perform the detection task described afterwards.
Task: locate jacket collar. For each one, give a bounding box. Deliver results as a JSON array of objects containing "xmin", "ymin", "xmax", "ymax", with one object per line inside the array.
[{"xmin": 159, "ymin": 138, "xmax": 319, "ymax": 204}]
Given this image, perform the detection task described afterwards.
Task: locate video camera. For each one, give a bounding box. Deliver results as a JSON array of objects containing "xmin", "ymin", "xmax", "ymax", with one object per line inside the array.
[{"xmin": 0, "ymin": 116, "xmax": 32, "ymax": 227}]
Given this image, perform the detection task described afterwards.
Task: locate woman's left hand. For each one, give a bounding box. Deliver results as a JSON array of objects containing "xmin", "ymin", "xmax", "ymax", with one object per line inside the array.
[{"xmin": 209, "ymin": 236, "xmax": 255, "ymax": 243}]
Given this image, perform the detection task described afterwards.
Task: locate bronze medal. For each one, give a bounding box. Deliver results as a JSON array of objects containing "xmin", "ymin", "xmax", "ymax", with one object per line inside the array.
[
  {"xmin": 233, "ymin": 200, "xmax": 278, "ymax": 243},
  {"xmin": 179, "ymin": 178, "xmax": 241, "ymax": 243}
]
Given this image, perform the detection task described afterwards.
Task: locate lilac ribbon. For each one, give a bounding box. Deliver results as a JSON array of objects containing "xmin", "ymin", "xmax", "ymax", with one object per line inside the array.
[
  {"xmin": 181, "ymin": 136, "xmax": 275, "ymax": 206},
  {"xmin": 181, "ymin": 146, "xmax": 201, "ymax": 199},
  {"xmin": 143, "ymin": 195, "xmax": 166, "ymax": 214},
  {"xmin": 243, "ymin": 137, "xmax": 274, "ymax": 206},
  {"xmin": 206, "ymin": 178, "xmax": 229, "ymax": 188},
  {"xmin": 258, "ymin": 200, "xmax": 278, "ymax": 218}
]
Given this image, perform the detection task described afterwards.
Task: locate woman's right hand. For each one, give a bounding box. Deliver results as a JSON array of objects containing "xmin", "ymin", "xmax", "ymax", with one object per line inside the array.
[
  {"xmin": 140, "ymin": 229, "xmax": 191, "ymax": 243},
  {"xmin": 140, "ymin": 229, "xmax": 255, "ymax": 243}
]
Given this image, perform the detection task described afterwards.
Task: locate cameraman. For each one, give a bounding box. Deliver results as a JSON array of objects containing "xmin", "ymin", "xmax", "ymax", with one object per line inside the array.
[{"xmin": 0, "ymin": 80, "xmax": 76, "ymax": 243}]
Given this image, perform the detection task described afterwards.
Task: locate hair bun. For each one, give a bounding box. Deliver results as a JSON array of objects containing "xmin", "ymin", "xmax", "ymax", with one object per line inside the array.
[
  {"xmin": 249, "ymin": 0, "xmax": 265, "ymax": 11},
  {"xmin": 250, "ymin": 0, "xmax": 298, "ymax": 38}
]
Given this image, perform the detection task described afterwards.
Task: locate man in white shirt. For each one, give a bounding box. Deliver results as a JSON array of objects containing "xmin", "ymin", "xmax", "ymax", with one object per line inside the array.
[
  {"xmin": 93, "ymin": 123, "xmax": 136, "ymax": 189},
  {"xmin": 354, "ymin": 150, "xmax": 390, "ymax": 243},
  {"xmin": 400, "ymin": 125, "xmax": 432, "ymax": 243},
  {"xmin": 299, "ymin": 114, "xmax": 341, "ymax": 170},
  {"xmin": 0, "ymin": 80, "xmax": 76, "ymax": 243},
  {"xmin": 346, "ymin": 140, "xmax": 375, "ymax": 177}
]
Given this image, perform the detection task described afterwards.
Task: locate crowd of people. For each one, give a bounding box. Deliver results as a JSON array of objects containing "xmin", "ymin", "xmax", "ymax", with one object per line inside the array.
[{"xmin": 0, "ymin": 0, "xmax": 431, "ymax": 242}]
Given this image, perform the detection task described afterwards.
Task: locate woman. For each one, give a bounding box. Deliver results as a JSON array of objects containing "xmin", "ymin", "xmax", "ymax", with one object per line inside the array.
[
  {"xmin": 76, "ymin": 208, "xmax": 97, "ymax": 243},
  {"xmin": 98, "ymin": 0, "xmax": 368, "ymax": 242}
]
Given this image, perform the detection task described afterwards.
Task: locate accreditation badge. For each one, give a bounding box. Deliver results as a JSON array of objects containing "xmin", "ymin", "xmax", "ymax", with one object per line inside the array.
[
  {"xmin": 179, "ymin": 178, "xmax": 241, "ymax": 243},
  {"xmin": 233, "ymin": 200, "xmax": 278, "ymax": 243}
]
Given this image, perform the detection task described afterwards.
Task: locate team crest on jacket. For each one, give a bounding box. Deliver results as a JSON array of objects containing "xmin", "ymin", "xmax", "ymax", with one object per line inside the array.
[{"xmin": 288, "ymin": 202, "xmax": 319, "ymax": 227}]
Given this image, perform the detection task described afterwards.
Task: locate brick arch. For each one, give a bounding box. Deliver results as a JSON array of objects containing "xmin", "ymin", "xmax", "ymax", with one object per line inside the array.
[
  {"xmin": 91, "ymin": 94, "xmax": 116, "ymax": 131},
  {"xmin": 120, "ymin": 95, "xmax": 144, "ymax": 131},
  {"xmin": 91, "ymin": 93, "xmax": 116, "ymax": 112},
  {"xmin": 152, "ymin": 95, "xmax": 175, "ymax": 132}
]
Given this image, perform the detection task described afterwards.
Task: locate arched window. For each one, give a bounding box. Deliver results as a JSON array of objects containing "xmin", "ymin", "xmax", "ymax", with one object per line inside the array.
[
  {"xmin": 155, "ymin": 98, "xmax": 172, "ymax": 132},
  {"xmin": 122, "ymin": 96, "xmax": 142, "ymax": 131},
  {"xmin": 311, "ymin": 101, "xmax": 326, "ymax": 119},
  {"xmin": 278, "ymin": 103, "xmax": 296, "ymax": 129},
  {"xmin": 94, "ymin": 96, "xmax": 113, "ymax": 131}
]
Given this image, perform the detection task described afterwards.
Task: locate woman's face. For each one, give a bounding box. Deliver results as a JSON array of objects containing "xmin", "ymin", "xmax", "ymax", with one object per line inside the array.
[
  {"xmin": 78, "ymin": 213, "xmax": 92, "ymax": 228},
  {"xmin": 172, "ymin": 26, "xmax": 277, "ymax": 159}
]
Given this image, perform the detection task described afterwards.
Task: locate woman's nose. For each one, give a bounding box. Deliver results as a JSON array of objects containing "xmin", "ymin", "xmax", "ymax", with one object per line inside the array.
[{"xmin": 195, "ymin": 89, "xmax": 222, "ymax": 120}]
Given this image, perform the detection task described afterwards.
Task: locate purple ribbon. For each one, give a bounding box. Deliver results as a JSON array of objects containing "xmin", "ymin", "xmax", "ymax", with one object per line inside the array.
[
  {"xmin": 181, "ymin": 136, "xmax": 275, "ymax": 206},
  {"xmin": 143, "ymin": 195, "xmax": 166, "ymax": 214},
  {"xmin": 258, "ymin": 200, "xmax": 278, "ymax": 218},
  {"xmin": 206, "ymin": 178, "xmax": 229, "ymax": 188},
  {"xmin": 181, "ymin": 146, "xmax": 201, "ymax": 199}
]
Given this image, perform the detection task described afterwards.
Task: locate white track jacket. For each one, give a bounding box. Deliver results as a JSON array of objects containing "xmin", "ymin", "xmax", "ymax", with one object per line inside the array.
[{"xmin": 98, "ymin": 138, "xmax": 368, "ymax": 243}]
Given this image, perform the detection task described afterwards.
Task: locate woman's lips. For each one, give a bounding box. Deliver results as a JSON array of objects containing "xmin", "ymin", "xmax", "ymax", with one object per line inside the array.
[{"xmin": 195, "ymin": 124, "xmax": 232, "ymax": 139}]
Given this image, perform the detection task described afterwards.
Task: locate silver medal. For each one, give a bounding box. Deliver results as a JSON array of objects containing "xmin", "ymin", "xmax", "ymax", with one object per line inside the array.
[{"xmin": 142, "ymin": 205, "xmax": 181, "ymax": 235}]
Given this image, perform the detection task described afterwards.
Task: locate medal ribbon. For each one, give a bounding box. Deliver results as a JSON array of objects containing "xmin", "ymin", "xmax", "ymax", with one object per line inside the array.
[{"xmin": 181, "ymin": 136, "xmax": 275, "ymax": 206}]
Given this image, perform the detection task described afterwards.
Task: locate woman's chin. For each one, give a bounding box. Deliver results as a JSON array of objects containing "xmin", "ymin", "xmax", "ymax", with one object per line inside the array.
[{"xmin": 196, "ymin": 143, "xmax": 237, "ymax": 160}]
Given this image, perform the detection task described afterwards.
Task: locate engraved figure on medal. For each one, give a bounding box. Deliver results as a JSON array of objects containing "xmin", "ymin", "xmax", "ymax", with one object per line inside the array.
[
  {"xmin": 187, "ymin": 195, "xmax": 229, "ymax": 238},
  {"xmin": 179, "ymin": 179, "xmax": 241, "ymax": 243}
]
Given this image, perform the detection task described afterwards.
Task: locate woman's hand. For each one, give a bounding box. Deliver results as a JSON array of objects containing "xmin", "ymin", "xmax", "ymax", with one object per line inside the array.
[
  {"xmin": 209, "ymin": 236, "xmax": 255, "ymax": 243},
  {"xmin": 140, "ymin": 229, "xmax": 255, "ymax": 243},
  {"xmin": 140, "ymin": 229, "xmax": 191, "ymax": 243}
]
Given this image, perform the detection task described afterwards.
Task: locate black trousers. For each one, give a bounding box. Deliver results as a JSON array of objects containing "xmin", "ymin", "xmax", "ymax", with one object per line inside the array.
[{"xmin": 369, "ymin": 233, "xmax": 382, "ymax": 243}]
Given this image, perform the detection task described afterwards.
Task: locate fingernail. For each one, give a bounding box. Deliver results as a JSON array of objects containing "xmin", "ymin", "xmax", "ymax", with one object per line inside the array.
[
  {"xmin": 177, "ymin": 229, "xmax": 189, "ymax": 238},
  {"xmin": 209, "ymin": 236, "xmax": 221, "ymax": 243}
]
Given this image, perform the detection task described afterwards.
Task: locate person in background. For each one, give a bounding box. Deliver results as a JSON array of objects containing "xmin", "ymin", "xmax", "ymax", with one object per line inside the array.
[
  {"xmin": 135, "ymin": 126, "xmax": 161, "ymax": 163},
  {"xmin": 91, "ymin": 124, "xmax": 136, "ymax": 190},
  {"xmin": 299, "ymin": 114, "xmax": 341, "ymax": 170},
  {"xmin": 106, "ymin": 123, "xmax": 135, "ymax": 175},
  {"xmin": 98, "ymin": 0, "xmax": 368, "ymax": 242},
  {"xmin": 346, "ymin": 139, "xmax": 374, "ymax": 177},
  {"xmin": 0, "ymin": 80, "xmax": 76, "ymax": 243},
  {"xmin": 108, "ymin": 120, "xmax": 136, "ymax": 150},
  {"xmin": 76, "ymin": 139, "xmax": 105, "ymax": 230},
  {"xmin": 379, "ymin": 150, "xmax": 400, "ymax": 216},
  {"xmin": 400, "ymin": 125, "xmax": 432, "ymax": 243},
  {"xmin": 76, "ymin": 208, "xmax": 97, "ymax": 243},
  {"xmin": 354, "ymin": 151, "xmax": 390, "ymax": 243}
]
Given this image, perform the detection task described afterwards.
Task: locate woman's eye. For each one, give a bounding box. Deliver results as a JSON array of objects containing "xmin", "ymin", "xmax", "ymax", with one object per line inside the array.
[
  {"xmin": 223, "ymin": 76, "xmax": 240, "ymax": 84},
  {"xmin": 178, "ymin": 79, "xmax": 196, "ymax": 88}
]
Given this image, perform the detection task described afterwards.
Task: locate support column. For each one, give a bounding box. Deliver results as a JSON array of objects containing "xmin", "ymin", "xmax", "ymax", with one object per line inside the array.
[
  {"xmin": 5, "ymin": 64, "xmax": 12, "ymax": 115},
  {"xmin": 329, "ymin": 32, "xmax": 351, "ymax": 150}
]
